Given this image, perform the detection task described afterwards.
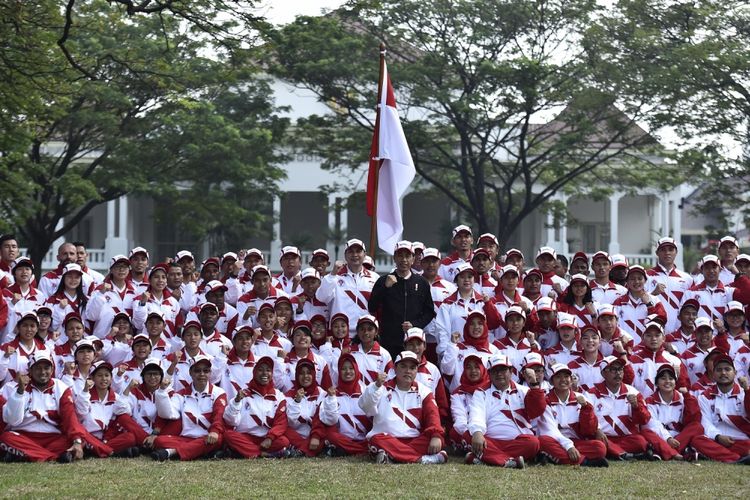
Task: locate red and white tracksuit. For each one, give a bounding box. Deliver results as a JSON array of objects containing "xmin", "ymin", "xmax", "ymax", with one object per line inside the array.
[
  {"xmin": 666, "ymin": 328, "xmax": 695, "ymax": 355},
  {"xmin": 0, "ymin": 379, "xmax": 85, "ymax": 461},
  {"xmin": 646, "ymin": 265, "xmax": 693, "ymax": 332},
  {"xmin": 285, "ymin": 388, "xmax": 325, "ymax": 457},
  {"xmin": 612, "ymin": 293, "xmax": 666, "ymax": 344},
  {"xmin": 75, "ymin": 387, "xmax": 142, "ymax": 456},
  {"xmin": 219, "ymin": 350, "xmax": 257, "ymax": 401},
  {"xmin": 642, "ymin": 390, "xmax": 702, "ymax": 460},
  {"xmin": 537, "ymin": 389, "xmax": 606, "ymax": 464},
  {"xmin": 680, "ymin": 344, "xmax": 714, "ymax": 385},
  {"xmin": 423, "ymin": 278, "xmax": 456, "ymax": 349},
  {"xmin": 437, "ymin": 252, "xmax": 471, "ymax": 282},
  {"xmin": 291, "ymin": 292, "xmax": 329, "ymax": 323},
  {"xmin": 153, "ymin": 383, "xmax": 227, "ymax": 460},
  {"xmin": 86, "ymin": 282, "xmax": 137, "ymax": 339},
  {"xmin": 1, "ymin": 285, "xmax": 45, "ymax": 343},
  {"xmin": 492, "ymin": 336, "xmax": 540, "ymax": 381},
  {"xmin": 468, "ymin": 382, "xmax": 546, "ymax": 465},
  {"xmin": 350, "ymin": 342, "xmax": 394, "ymax": 385},
  {"xmin": 629, "ymin": 346, "xmax": 689, "ymax": 398},
  {"xmin": 359, "ymin": 380, "xmax": 444, "ymax": 463},
  {"xmin": 318, "ymin": 384, "xmax": 372, "ymax": 455},
  {"xmin": 695, "ymin": 384, "xmax": 750, "ymax": 462},
  {"xmin": 0, "ymin": 338, "xmax": 49, "ymax": 386},
  {"xmin": 165, "ymin": 349, "xmax": 224, "ymax": 393},
  {"xmin": 590, "ymin": 280, "xmax": 627, "ymax": 306},
  {"xmin": 223, "ymin": 388, "xmax": 289, "ymax": 458},
  {"xmin": 440, "ymin": 342, "xmax": 497, "ymax": 391},
  {"xmin": 491, "ymin": 291, "xmax": 533, "ymax": 339},
  {"xmin": 315, "ymin": 266, "xmax": 379, "ymax": 336},
  {"xmin": 185, "ymin": 304, "xmax": 239, "ymax": 338},
  {"xmin": 236, "ymin": 287, "xmax": 289, "ymax": 328},
  {"xmin": 281, "ymin": 351, "xmax": 333, "ymax": 393},
  {"xmin": 434, "ymin": 291, "xmax": 501, "ymax": 357},
  {"xmin": 685, "ymin": 282, "xmax": 735, "ymax": 321},
  {"xmin": 131, "ymin": 291, "xmax": 182, "ymax": 338},
  {"xmin": 586, "ymin": 382, "xmax": 651, "ymax": 458},
  {"xmin": 598, "ymin": 329, "xmax": 635, "ymax": 357}
]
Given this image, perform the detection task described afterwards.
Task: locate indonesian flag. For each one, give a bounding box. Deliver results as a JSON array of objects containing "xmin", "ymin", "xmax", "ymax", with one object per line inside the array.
[{"xmin": 366, "ymin": 60, "xmax": 416, "ymax": 254}]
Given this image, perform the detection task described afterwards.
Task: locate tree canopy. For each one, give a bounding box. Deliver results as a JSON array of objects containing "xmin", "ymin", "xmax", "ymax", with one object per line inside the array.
[
  {"xmin": 272, "ymin": 0, "xmax": 683, "ymax": 247},
  {"xmin": 0, "ymin": 0, "xmax": 287, "ymax": 268}
]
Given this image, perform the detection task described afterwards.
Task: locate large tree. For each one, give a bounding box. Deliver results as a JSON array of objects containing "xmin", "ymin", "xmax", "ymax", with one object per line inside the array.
[
  {"xmin": 587, "ymin": 0, "xmax": 750, "ymax": 233},
  {"xmin": 272, "ymin": 0, "xmax": 680, "ymax": 248},
  {"xmin": 0, "ymin": 0, "xmax": 287, "ymax": 269}
]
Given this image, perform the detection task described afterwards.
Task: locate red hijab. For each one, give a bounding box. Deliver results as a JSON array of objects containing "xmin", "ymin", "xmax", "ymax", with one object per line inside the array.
[
  {"xmin": 291, "ymin": 358, "xmax": 320, "ymax": 397},
  {"xmin": 247, "ymin": 356, "xmax": 276, "ymax": 397},
  {"xmin": 336, "ymin": 353, "xmax": 363, "ymax": 396},
  {"xmin": 457, "ymin": 354, "xmax": 490, "ymax": 394},
  {"xmin": 462, "ymin": 311, "xmax": 491, "ymax": 352}
]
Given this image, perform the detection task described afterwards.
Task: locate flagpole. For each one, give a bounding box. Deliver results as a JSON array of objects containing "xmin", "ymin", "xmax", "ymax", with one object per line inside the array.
[{"xmin": 368, "ymin": 42, "xmax": 387, "ymax": 259}]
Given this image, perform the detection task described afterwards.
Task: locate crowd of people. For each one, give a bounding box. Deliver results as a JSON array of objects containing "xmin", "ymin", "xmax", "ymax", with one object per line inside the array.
[{"xmin": 0, "ymin": 226, "xmax": 749, "ymax": 467}]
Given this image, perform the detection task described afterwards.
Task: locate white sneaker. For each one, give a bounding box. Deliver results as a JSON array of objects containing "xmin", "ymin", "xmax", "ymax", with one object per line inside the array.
[
  {"xmin": 504, "ymin": 456, "xmax": 525, "ymax": 469},
  {"xmin": 420, "ymin": 451, "xmax": 448, "ymax": 465}
]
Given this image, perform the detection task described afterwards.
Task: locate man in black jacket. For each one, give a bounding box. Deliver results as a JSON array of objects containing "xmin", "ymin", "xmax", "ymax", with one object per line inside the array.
[{"xmin": 369, "ymin": 241, "xmax": 436, "ymax": 359}]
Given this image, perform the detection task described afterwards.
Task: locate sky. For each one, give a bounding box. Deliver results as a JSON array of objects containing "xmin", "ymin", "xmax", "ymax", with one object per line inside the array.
[{"xmin": 260, "ymin": 0, "xmax": 348, "ymax": 26}]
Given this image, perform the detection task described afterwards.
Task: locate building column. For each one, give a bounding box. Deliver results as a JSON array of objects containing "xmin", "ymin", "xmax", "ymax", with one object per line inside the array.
[
  {"xmin": 545, "ymin": 211, "xmax": 555, "ymax": 249},
  {"xmin": 104, "ymin": 197, "xmax": 128, "ymax": 262},
  {"xmin": 661, "ymin": 193, "xmax": 670, "ymax": 237},
  {"xmin": 270, "ymin": 195, "xmax": 282, "ymax": 265},
  {"xmin": 608, "ymin": 192, "xmax": 622, "ymax": 255},
  {"xmin": 672, "ymin": 190, "xmax": 684, "ymax": 270}
]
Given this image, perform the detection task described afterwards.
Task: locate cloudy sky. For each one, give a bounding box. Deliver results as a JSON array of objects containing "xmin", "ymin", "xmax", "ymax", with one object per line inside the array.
[{"xmin": 261, "ymin": 0, "xmax": 348, "ymax": 25}]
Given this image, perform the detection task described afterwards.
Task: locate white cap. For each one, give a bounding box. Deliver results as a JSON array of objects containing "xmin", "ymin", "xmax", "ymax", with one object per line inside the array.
[
  {"xmin": 421, "ymin": 248, "xmax": 440, "ymax": 260},
  {"xmin": 11, "ymin": 257, "xmax": 33, "ymax": 271},
  {"xmin": 523, "ymin": 352, "xmax": 544, "ymax": 368},
  {"xmin": 175, "ymin": 250, "xmax": 194, "ymax": 261},
  {"xmin": 204, "ymin": 280, "xmax": 228, "ymax": 294},
  {"xmin": 129, "ymin": 247, "xmax": 150, "ymax": 259},
  {"xmin": 643, "ymin": 320, "xmax": 664, "ymax": 334},
  {"xmin": 190, "ymin": 354, "xmax": 212, "ymax": 369},
  {"xmin": 453, "ymin": 262, "xmax": 474, "ymax": 281},
  {"xmin": 28, "ymin": 351, "xmax": 54, "ymax": 368},
  {"xmin": 394, "ymin": 240, "xmax": 414, "ymax": 254},
  {"xmin": 591, "ymin": 251, "xmax": 610, "ymax": 263},
  {"xmin": 610, "ymin": 254, "xmax": 628, "ymax": 268},
  {"xmin": 142, "ymin": 357, "xmax": 163, "ymax": 373},
  {"xmin": 345, "ymin": 238, "xmax": 366, "ymax": 251},
  {"xmin": 356, "ymin": 314, "xmax": 379, "ymax": 329},
  {"xmin": 569, "ymin": 273, "xmax": 588, "ymax": 285},
  {"xmin": 536, "ymin": 246, "xmax": 557, "ymax": 260},
  {"xmin": 477, "ymin": 233, "xmax": 499, "ymax": 245},
  {"xmin": 221, "ymin": 252, "xmax": 238, "ymax": 263},
  {"xmin": 109, "ymin": 255, "xmax": 130, "ymax": 268},
  {"xmin": 719, "ymin": 235, "xmax": 739, "ymax": 248},
  {"xmin": 500, "ymin": 264, "xmax": 519, "ymax": 276},
  {"xmin": 550, "ymin": 363, "xmax": 572, "ymax": 377},
  {"xmin": 505, "ymin": 248, "xmax": 524, "ymax": 259},
  {"xmin": 246, "ymin": 248, "xmax": 263, "ymax": 258},
  {"xmin": 279, "ymin": 246, "xmax": 301, "ymax": 259},
  {"xmin": 404, "ymin": 327, "xmax": 426, "ymax": 343},
  {"xmin": 504, "ymin": 305, "xmax": 526, "ymax": 320},
  {"xmin": 311, "ymin": 248, "xmax": 329, "ymax": 259},
  {"xmin": 700, "ymin": 255, "xmax": 720, "ymax": 268},
  {"xmin": 535, "ymin": 297, "xmax": 556, "ymax": 312},
  {"xmin": 452, "ymin": 224, "xmax": 473, "ymax": 238},
  {"xmin": 597, "ymin": 304, "xmax": 618, "ymax": 317},
  {"xmin": 656, "ymin": 237, "xmax": 678, "ymax": 251},
  {"xmin": 599, "ymin": 355, "xmax": 625, "ymax": 372},
  {"xmin": 18, "ymin": 310, "xmax": 39, "ymax": 324},
  {"xmin": 412, "ymin": 241, "xmax": 425, "ymax": 252},
  {"xmin": 726, "ymin": 301, "xmax": 745, "ymax": 314},
  {"xmin": 146, "ymin": 310, "xmax": 166, "ymax": 321},
  {"xmin": 736, "ymin": 253, "xmax": 750, "ymax": 264},
  {"xmin": 251, "ymin": 264, "xmax": 271, "ymax": 277},
  {"xmin": 74, "ymin": 338, "xmax": 96, "ymax": 354},
  {"xmin": 694, "ymin": 317, "xmax": 713, "ymax": 330},
  {"xmin": 557, "ymin": 312, "xmax": 577, "ymax": 329},
  {"xmin": 488, "ymin": 353, "xmax": 512, "ymax": 370},
  {"xmin": 394, "ymin": 350, "xmax": 420, "ymax": 365},
  {"xmin": 62, "ymin": 262, "xmax": 83, "ymax": 275},
  {"xmin": 300, "ymin": 267, "xmax": 321, "ymax": 281}
]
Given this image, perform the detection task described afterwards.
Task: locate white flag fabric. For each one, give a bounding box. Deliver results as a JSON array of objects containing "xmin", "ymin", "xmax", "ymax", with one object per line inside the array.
[{"xmin": 367, "ymin": 61, "xmax": 416, "ymax": 254}]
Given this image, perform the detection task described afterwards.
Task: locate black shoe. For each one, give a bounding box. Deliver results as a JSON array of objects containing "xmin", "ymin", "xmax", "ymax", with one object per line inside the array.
[
  {"xmin": 208, "ymin": 449, "xmax": 234, "ymax": 460},
  {"xmin": 112, "ymin": 448, "xmax": 134, "ymax": 458},
  {"xmin": 581, "ymin": 457, "xmax": 609, "ymax": 468},
  {"xmin": 735, "ymin": 455, "xmax": 750, "ymax": 465},
  {"xmin": 618, "ymin": 452, "xmax": 635, "ymax": 461},
  {"xmin": 151, "ymin": 449, "xmax": 170, "ymax": 462},
  {"xmin": 535, "ymin": 451, "xmax": 550, "ymax": 466},
  {"xmin": 57, "ymin": 451, "xmax": 73, "ymax": 464},
  {"xmin": 2, "ymin": 452, "xmax": 24, "ymax": 463}
]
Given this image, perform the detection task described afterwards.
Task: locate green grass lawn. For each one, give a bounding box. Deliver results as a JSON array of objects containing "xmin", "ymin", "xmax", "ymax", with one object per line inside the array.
[{"xmin": 0, "ymin": 457, "xmax": 747, "ymax": 498}]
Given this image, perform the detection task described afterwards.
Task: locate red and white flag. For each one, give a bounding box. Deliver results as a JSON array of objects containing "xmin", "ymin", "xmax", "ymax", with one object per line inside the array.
[{"xmin": 367, "ymin": 60, "xmax": 416, "ymax": 254}]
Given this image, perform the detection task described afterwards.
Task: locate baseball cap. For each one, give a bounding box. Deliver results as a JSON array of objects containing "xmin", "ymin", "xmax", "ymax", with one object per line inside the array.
[
  {"xmin": 232, "ymin": 325, "xmax": 255, "ymax": 340},
  {"xmin": 132, "ymin": 333, "xmax": 151, "ymax": 346},
  {"xmin": 345, "ymin": 239, "xmax": 366, "ymax": 251},
  {"xmin": 146, "ymin": 310, "xmax": 165, "ymax": 322},
  {"xmin": 300, "ymin": 267, "xmax": 321, "ymax": 281},
  {"xmin": 693, "ymin": 317, "xmax": 713, "ymax": 330},
  {"xmin": 62, "ymin": 263, "xmax": 83, "ymax": 276},
  {"xmin": 175, "ymin": 250, "xmax": 194, "ymax": 262},
  {"xmin": 655, "ymin": 363, "xmax": 676, "ymax": 381},
  {"xmin": 626, "ymin": 265, "xmax": 647, "ymax": 278},
  {"xmin": 557, "ymin": 312, "xmax": 577, "ymax": 329},
  {"xmin": 523, "ymin": 352, "xmax": 544, "ymax": 369},
  {"xmin": 18, "ymin": 310, "xmax": 39, "ymax": 325},
  {"xmin": 74, "ymin": 338, "xmax": 96, "ymax": 354},
  {"xmin": 599, "ymin": 355, "xmax": 625, "ymax": 372},
  {"xmin": 536, "ymin": 246, "xmax": 557, "ymax": 260},
  {"xmin": 452, "ymin": 224, "xmax": 473, "ymax": 238},
  {"xmin": 129, "ymin": 247, "xmax": 150, "ymax": 260},
  {"xmin": 679, "ymin": 298, "xmax": 700, "ymax": 312},
  {"xmin": 147, "ymin": 263, "xmax": 169, "ymax": 278},
  {"xmin": 201, "ymin": 257, "xmax": 220, "ymax": 269},
  {"xmin": 736, "ymin": 253, "xmax": 750, "ymax": 264},
  {"xmin": 356, "ymin": 314, "xmax": 379, "ymax": 330},
  {"xmin": 292, "ymin": 320, "xmax": 313, "ymax": 336},
  {"xmin": 591, "ymin": 251, "xmax": 610, "ymax": 263},
  {"xmin": 524, "ymin": 268, "xmax": 543, "ymax": 281},
  {"xmin": 394, "ymin": 240, "xmax": 414, "ymax": 254},
  {"xmin": 190, "ymin": 354, "xmax": 212, "ymax": 370},
  {"xmin": 488, "ymin": 353, "xmax": 513, "ymax": 370},
  {"xmin": 453, "ymin": 262, "xmax": 474, "ymax": 281},
  {"xmin": 311, "ymin": 248, "xmax": 329, "ymax": 260},
  {"xmin": 404, "ymin": 327, "xmax": 426, "ymax": 343},
  {"xmin": 199, "ymin": 302, "xmax": 219, "ymax": 313},
  {"xmin": 141, "ymin": 357, "xmax": 164, "ymax": 376},
  {"xmin": 394, "ymin": 351, "xmax": 419, "ymax": 366},
  {"xmin": 257, "ymin": 302, "xmax": 275, "ymax": 316},
  {"xmin": 63, "ymin": 312, "xmax": 84, "ymax": 328},
  {"xmin": 28, "ymin": 351, "xmax": 54, "ymax": 368},
  {"xmin": 550, "ymin": 363, "xmax": 572, "ymax": 377},
  {"xmin": 421, "ymin": 248, "xmax": 440, "ymax": 260},
  {"xmin": 699, "ymin": 255, "xmax": 720, "ymax": 268},
  {"xmin": 245, "ymin": 248, "xmax": 263, "ymax": 259},
  {"xmin": 610, "ymin": 254, "xmax": 628, "ymax": 268},
  {"xmin": 719, "ymin": 236, "xmax": 739, "ymax": 248},
  {"xmin": 656, "ymin": 237, "xmax": 677, "ymax": 251},
  {"xmin": 221, "ymin": 252, "xmax": 238, "ymax": 264},
  {"xmin": 251, "ymin": 264, "xmax": 271, "ymax": 277},
  {"xmin": 478, "ymin": 233, "xmax": 499, "ymax": 245},
  {"xmin": 505, "ymin": 248, "xmax": 524, "ymax": 260},
  {"xmin": 279, "ymin": 246, "xmax": 301, "ymax": 260},
  {"xmin": 35, "ymin": 305, "xmax": 53, "ymax": 316},
  {"xmin": 109, "ymin": 255, "xmax": 130, "ymax": 268},
  {"xmin": 597, "ymin": 304, "xmax": 617, "ymax": 317},
  {"xmin": 643, "ymin": 320, "xmax": 664, "ymax": 334},
  {"xmin": 91, "ymin": 360, "xmax": 114, "ymax": 374},
  {"xmin": 471, "ymin": 248, "xmax": 491, "ymax": 261},
  {"xmin": 11, "ymin": 257, "xmax": 33, "ymax": 272},
  {"xmin": 181, "ymin": 320, "xmax": 202, "ymax": 334},
  {"xmin": 569, "ymin": 273, "xmax": 588, "ymax": 285},
  {"xmin": 726, "ymin": 301, "xmax": 744, "ymax": 314},
  {"xmin": 363, "ymin": 255, "xmax": 375, "ymax": 270},
  {"xmin": 500, "ymin": 264, "xmax": 519, "ymax": 276},
  {"xmin": 412, "ymin": 241, "xmax": 426, "ymax": 252},
  {"xmin": 504, "ymin": 305, "xmax": 526, "ymax": 320},
  {"xmin": 204, "ymin": 280, "xmax": 228, "ymax": 294},
  {"xmin": 712, "ymin": 352, "xmax": 735, "ymax": 369},
  {"xmin": 535, "ymin": 297, "xmax": 556, "ymax": 312},
  {"xmin": 571, "ymin": 251, "xmax": 588, "ymax": 264}
]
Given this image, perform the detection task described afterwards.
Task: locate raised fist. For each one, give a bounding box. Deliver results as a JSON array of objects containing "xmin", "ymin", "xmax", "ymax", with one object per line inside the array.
[
  {"xmin": 140, "ymin": 291, "xmax": 151, "ymax": 304},
  {"xmin": 654, "ymin": 283, "xmax": 666, "ymax": 295},
  {"xmin": 294, "ymin": 388, "xmax": 306, "ymax": 403},
  {"xmin": 522, "ymin": 367, "xmax": 537, "ymax": 385},
  {"xmin": 297, "ymin": 295, "xmax": 307, "ymax": 306},
  {"xmin": 451, "ymin": 332, "xmax": 461, "ymax": 344},
  {"xmin": 64, "ymin": 362, "xmax": 76, "ymax": 375},
  {"xmin": 85, "ymin": 379, "xmax": 95, "ymax": 391},
  {"xmin": 171, "ymin": 287, "xmax": 182, "ymax": 300},
  {"xmin": 123, "ymin": 379, "xmax": 137, "ymax": 396},
  {"xmin": 58, "ymin": 298, "xmax": 69, "ymax": 309},
  {"xmin": 327, "ymin": 385, "xmax": 337, "ymax": 397},
  {"xmin": 4, "ymin": 345, "xmax": 16, "ymax": 358},
  {"xmin": 385, "ymin": 275, "xmax": 398, "ymax": 288},
  {"xmin": 626, "ymin": 393, "xmax": 638, "ymax": 407},
  {"xmin": 576, "ymin": 394, "xmax": 588, "ymax": 406},
  {"xmin": 375, "ymin": 372, "xmax": 387, "ymax": 388},
  {"xmin": 612, "ymin": 340, "xmax": 625, "ymax": 355},
  {"xmin": 12, "ymin": 293, "xmax": 21, "ymax": 304},
  {"xmin": 16, "ymin": 372, "xmax": 30, "ymax": 393},
  {"xmin": 117, "ymin": 364, "xmax": 128, "ymax": 377},
  {"xmin": 332, "ymin": 260, "xmax": 345, "ymax": 275},
  {"xmin": 172, "ymin": 350, "xmax": 183, "ymax": 363},
  {"xmin": 738, "ymin": 377, "xmax": 749, "ymax": 391}
]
